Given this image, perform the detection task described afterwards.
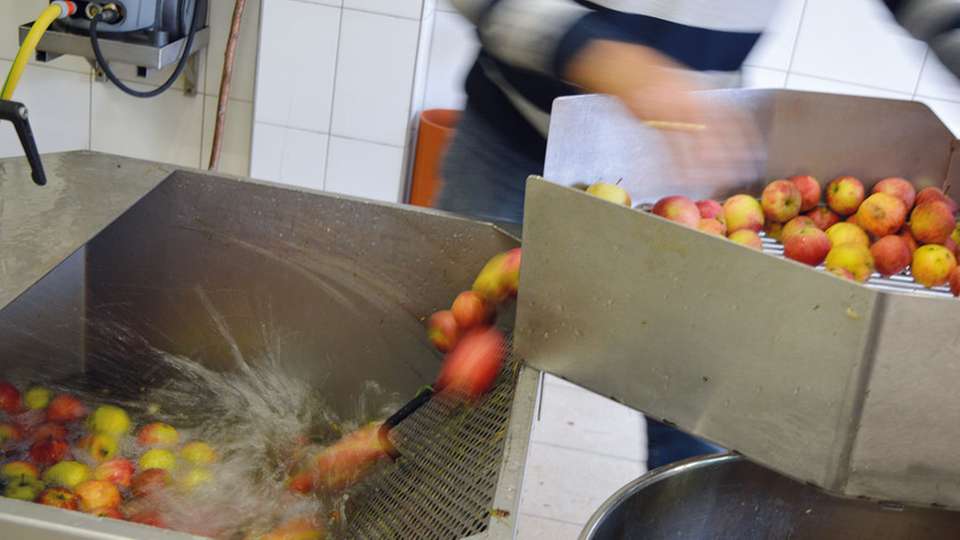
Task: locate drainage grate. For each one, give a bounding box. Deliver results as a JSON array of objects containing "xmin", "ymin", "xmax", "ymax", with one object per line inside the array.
[{"xmin": 344, "ymin": 336, "xmax": 520, "ymax": 539}]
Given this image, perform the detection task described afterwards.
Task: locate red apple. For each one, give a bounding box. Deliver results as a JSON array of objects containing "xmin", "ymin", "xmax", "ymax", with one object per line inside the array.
[
  {"xmin": 94, "ymin": 459, "xmax": 135, "ymax": 489},
  {"xmin": 870, "ymin": 235, "xmax": 912, "ymax": 276},
  {"xmin": 501, "ymin": 248, "xmax": 522, "ymax": 296},
  {"xmin": 829, "ymin": 267, "xmax": 856, "ymax": 281},
  {"xmin": 89, "ymin": 507, "xmax": 123, "ymax": 519},
  {"xmin": 826, "ymin": 176, "xmax": 865, "ymax": 216},
  {"xmin": 29, "ymin": 422, "xmax": 68, "ymax": 443},
  {"xmin": 761, "ymin": 179, "xmax": 803, "ymax": 223},
  {"xmin": 899, "ymin": 228, "xmax": 919, "ymax": 254},
  {"xmin": 37, "ymin": 487, "xmax": 79, "ymax": 510},
  {"xmin": 781, "ymin": 216, "xmax": 816, "ymax": 243},
  {"xmin": 652, "ymin": 196, "xmax": 700, "ymax": 228},
  {"xmin": 728, "ymin": 229, "xmax": 763, "ymax": 250},
  {"xmin": 784, "ymin": 227, "xmax": 831, "ymax": 266},
  {"xmin": 910, "ymin": 201, "xmax": 955, "ymax": 245},
  {"xmin": 873, "ymin": 177, "xmax": 916, "ymax": 210},
  {"xmin": 128, "ymin": 510, "xmax": 166, "ymax": 528},
  {"xmin": 825, "ymin": 243, "xmax": 875, "ymax": 283},
  {"xmin": 696, "ymin": 199, "xmax": 724, "ymax": 220},
  {"xmin": 0, "ymin": 422, "xmax": 23, "ymax": 444},
  {"xmin": 451, "ymin": 291, "xmax": 492, "ymax": 331},
  {"xmin": 427, "ymin": 310, "xmax": 459, "ymax": 353},
  {"xmin": 763, "ymin": 221, "xmax": 783, "ymax": 242},
  {"xmin": 950, "ymin": 267, "xmax": 960, "ymax": 296},
  {"xmin": 916, "ymin": 186, "xmax": 958, "ymax": 213},
  {"xmin": 698, "ymin": 218, "xmax": 726, "ymax": 236},
  {"xmin": 29, "ymin": 437, "xmax": 70, "ymax": 466},
  {"xmin": 856, "ymin": 192, "xmax": 907, "ymax": 238},
  {"xmin": 723, "ymin": 194, "xmax": 765, "ymax": 233},
  {"xmin": 0, "ymin": 382, "xmax": 21, "ymax": 414},
  {"xmin": 260, "ymin": 517, "xmax": 324, "ymax": 540},
  {"xmin": 805, "ymin": 206, "xmax": 841, "ymax": 230},
  {"xmin": 435, "ymin": 327, "xmax": 505, "ymax": 400},
  {"xmin": 75, "ymin": 479, "xmax": 121, "ymax": 513},
  {"xmin": 131, "ymin": 468, "xmax": 171, "ymax": 498},
  {"xmin": 790, "ymin": 175, "xmax": 822, "ymax": 212},
  {"xmin": 46, "ymin": 394, "xmax": 87, "ymax": 423},
  {"xmin": 136, "ymin": 422, "xmax": 179, "ymax": 448}
]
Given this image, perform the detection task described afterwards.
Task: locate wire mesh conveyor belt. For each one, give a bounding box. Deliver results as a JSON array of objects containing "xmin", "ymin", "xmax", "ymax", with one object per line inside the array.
[{"xmin": 345, "ymin": 335, "xmax": 521, "ymax": 539}]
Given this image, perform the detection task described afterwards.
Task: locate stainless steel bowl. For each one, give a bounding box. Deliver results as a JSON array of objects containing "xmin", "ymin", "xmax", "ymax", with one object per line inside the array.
[{"xmin": 581, "ymin": 454, "xmax": 960, "ymax": 539}]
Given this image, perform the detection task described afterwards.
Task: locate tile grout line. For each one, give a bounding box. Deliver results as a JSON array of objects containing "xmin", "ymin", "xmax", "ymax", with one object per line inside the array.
[
  {"xmin": 912, "ymin": 47, "xmax": 931, "ymax": 100},
  {"xmin": 396, "ymin": 2, "xmax": 431, "ymax": 203},
  {"xmin": 786, "ymin": 70, "xmax": 916, "ymax": 97},
  {"xmin": 782, "ymin": 0, "xmax": 809, "ymax": 88},
  {"xmin": 518, "ymin": 512, "xmax": 586, "ymax": 528},
  {"xmin": 530, "ymin": 440, "xmax": 646, "ymax": 465},
  {"xmin": 322, "ymin": 6, "xmax": 346, "ymax": 191}
]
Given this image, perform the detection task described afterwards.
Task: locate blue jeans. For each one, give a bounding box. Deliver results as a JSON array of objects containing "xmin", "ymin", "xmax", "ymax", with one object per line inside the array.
[{"xmin": 437, "ymin": 106, "xmax": 724, "ymax": 469}]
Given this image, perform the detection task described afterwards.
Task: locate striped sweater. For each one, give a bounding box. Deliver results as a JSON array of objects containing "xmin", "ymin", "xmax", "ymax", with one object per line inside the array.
[{"xmin": 451, "ymin": 0, "xmax": 960, "ymax": 162}]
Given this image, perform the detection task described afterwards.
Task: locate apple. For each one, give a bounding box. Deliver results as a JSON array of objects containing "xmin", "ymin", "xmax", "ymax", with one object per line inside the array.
[
  {"xmin": 29, "ymin": 422, "xmax": 68, "ymax": 443},
  {"xmin": 94, "ymin": 459, "xmax": 134, "ymax": 488},
  {"xmin": 180, "ymin": 441, "xmax": 217, "ymax": 466},
  {"xmin": 131, "ymin": 468, "xmax": 172, "ymax": 497},
  {"xmin": 451, "ymin": 291, "xmax": 492, "ymax": 331},
  {"xmin": 761, "ymin": 179, "xmax": 803, "ymax": 223},
  {"xmin": 176, "ymin": 467, "xmax": 213, "ymax": 493},
  {"xmin": 260, "ymin": 517, "xmax": 324, "ymax": 540},
  {"xmin": 137, "ymin": 422, "xmax": 179, "ymax": 448},
  {"xmin": 873, "ymin": 177, "xmax": 916, "ymax": 210},
  {"xmin": 826, "ymin": 176, "xmax": 865, "ymax": 216},
  {"xmin": 435, "ymin": 327, "xmax": 505, "ymax": 400},
  {"xmin": 37, "ymin": 487, "xmax": 79, "ymax": 510},
  {"xmin": 586, "ymin": 182, "xmax": 631, "ymax": 206},
  {"xmin": 856, "ymin": 192, "xmax": 907, "ymax": 238},
  {"xmin": 128, "ymin": 509, "xmax": 166, "ymax": 528},
  {"xmin": 652, "ymin": 196, "xmax": 701, "ymax": 228},
  {"xmin": 696, "ymin": 199, "xmax": 724, "ymax": 220},
  {"xmin": 825, "ymin": 243, "xmax": 875, "ymax": 283},
  {"xmin": 698, "ymin": 218, "xmax": 726, "ymax": 237},
  {"xmin": 912, "ymin": 244, "xmax": 957, "ymax": 288},
  {"xmin": 723, "ymin": 194, "xmax": 764, "ymax": 233},
  {"xmin": 910, "ymin": 201, "xmax": 955, "ymax": 245},
  {"xmin": 790, "ymin": 175, "xmax": 822, "ymax": 212},
  {"xmin": 427, "ymin": 310, "xmax": 459, "ymax": 353},
  {"xmin": 88, "ymin": 405, "xmax": 131, "ymax": 437},
  {"xmin": 0, "ymin": 382, "xmax": 21, "ymax": 415},
  {"xmin": 916, "ymin": 186, "xmax": 958, "ymax": 213},
  {"xmin": 472, "ymin": 252, "xmax": 511, "ymax": 303},
  {"xmin": 950, "ymin": 267, "xmax": 960, "ymax": 296},
  {"xmin": 1, "ymin": 461, "xmax": 38, "ymax": 482},
  {"xmin": 4, "ymin": 476, "xmax": 43, "ymax": 501},
  {"xmin": 825, "ymin": 223, "xmax": 870, "ymax": 249},
  {"xmin": 763, "ymin": 221, "xmax": 783, "ymax": 242},
  {"xmin": 43, "ymin": 461, "xmax": 91, "ymax": 489},
  {"xmin": 728, "ymin": 229, "xmax": 763, "ymax": 250},
  {"xmin": 870, "ymin": 236, "xmax": 912, "ymax": 276},
  {"xmin": 89, "ymin": 507, "xmax": 123, "ymax": 519},
  {"xmin": 29, "ymin": 438, "xmax": 70, "ymax": 466},
  {"xmin": 501, "ymin": 248, "xmax": 522, "ymax": 296},
  {"xmin": 784, "ymin": 227, "xmax": 831, "ymax": 266},
  {"xmin": 46, "ymin": 394, "xmax": 87, "ymax": 423},
  {"xmin": 781, "ymin": 216, "xmax": 816, "ymax": 243},
  {"xmin": 900, "ymin": 228, "xmax": 919, "ymax": 254},
  {"xmin": 946, "ymin": 235, "xmax": 958, "ymax": 255},
  {"xmin": 290, "ymin": 423, "xmax": 387, "ymax": 494},
  {"xmin": 24, "ymin": 387, "xmax": 51, "ymax": 410},
  {"xmin": 78, "ymin": 433, "xmax": 119, "ymax": 463},
  {"xmin": 829, "ymin": 267, "xmax": 856, "ymax": 281},
  {"xmin": 75, "ymin": 479, "xmax": 121, "ymax": 513},
  {"xmin": 139, "ymin": 448, "xmax": 176, "ymax": 472},
  {"xmin": 846, "ymin": 213, "xmax": 861, "ymax": 226},
  {"xmin": 0, "ymin": 422, "xmax": 23, "ymax": 444},
  {"xmin": 805, "ymin": 206, "xmax": 841, "ymax": 230}
]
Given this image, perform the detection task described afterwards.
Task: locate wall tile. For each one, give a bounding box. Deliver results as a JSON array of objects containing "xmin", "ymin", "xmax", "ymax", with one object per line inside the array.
[
  {"xmin": 250, "ymin": 123, "xmax": 329, "ymax": 188},
  {"xmin": 915, "ymin": 53, "xmax": 960, "ymax": 102},
  {"xmin": 742, "ymin": 67, "xmax": 788, "ymax": 89},
  {"xmin": 791, "ymin": 0, "xmax": 925, "ymax": 94},
  {"xmin": 436, "ymin": 0, "xmax": 457, "ymax": 12},
  {"xmin": 1, "ymin": 0, "xmax": 91, "ymax": 74},
  {"xmin": 255, "ymin": 0, "xmax": 340, "ymax": 132},
  {"xmin": 331, "ymin": 11, "xmax": 420, "ymax": 146},
  {"xmin": 202, "ymin": 96, "xmax": 253, "ymax": 176},
  {"xmin": 343, "ymin": 0, "xmax": 424, "ymax": 20},
  {"xmin": 424, "ymin": 11, "xmax": 477, "ymax": 110},
  {"xmin": 91, "ymin": 80, "xmax": 204, "ymax": 168},
  {"xmin": 0, "ymin": 61, "xmax": 89, "ymax": 158},
  {"xmin": 250, "ymin": 122, "xmax": 285, "ymax": 180},
  {"xmin": 744, "ymin": 0, "xmax": 806, "ymax": 71},
  {"xmin": 205, "ymin": 0, "xmax": 261, "ymax": 102},
  {"xmin": 325, "ymin": 136, "xmax": 404, "ymax": 202},
  {"xmin": 916, "ymin": 97, "xmax": 960, "ymax": 138},
  {"xmin": 786, "ymin": 74, "xmax": 912, "ymax": 100},
  {"xmin": 411, "ymin": 13, "xmax": 435, "ymax": 119},
  {"xmin": 515, "ymin": 515, "xmax": 583, "ymax": 540}
]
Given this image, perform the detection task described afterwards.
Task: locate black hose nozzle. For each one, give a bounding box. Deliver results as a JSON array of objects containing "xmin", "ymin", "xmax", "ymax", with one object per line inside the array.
[{"xmin": 0, "ymin": 100, "xmax": 46, "ymax": 186}]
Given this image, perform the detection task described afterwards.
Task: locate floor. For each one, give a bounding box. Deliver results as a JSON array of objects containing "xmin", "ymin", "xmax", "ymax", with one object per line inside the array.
[{"xmin": 513, "ymin": 373, "xmax": 648, "ymax": 539}]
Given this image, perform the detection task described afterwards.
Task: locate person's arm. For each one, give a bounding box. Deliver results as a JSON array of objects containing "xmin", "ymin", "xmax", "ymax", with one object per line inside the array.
[{"xmin": 883, "ymin": 0, "xmax": 960, "ymax": 76}]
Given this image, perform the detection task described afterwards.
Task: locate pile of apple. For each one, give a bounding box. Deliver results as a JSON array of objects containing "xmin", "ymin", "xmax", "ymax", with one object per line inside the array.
[
  {"xmin": 0, "ymin": 381, "xmax": 314, "ymax": 537},
  {"xmin": 586, "ymin": 176, "xmax": 960, "ymax": 290}
]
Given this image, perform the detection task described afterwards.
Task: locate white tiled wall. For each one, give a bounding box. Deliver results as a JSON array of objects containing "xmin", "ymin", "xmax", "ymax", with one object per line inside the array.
[
  {"xmin": 0, "ymin": 0, "xmax": 260, "ymax": 177},
  {"xmin": 251, "ymin": 0, "xmax": 437, "ymax": 203},
  {"xmin": 423, "ymin": 0, "xmax": 960, "ymax": 138}
]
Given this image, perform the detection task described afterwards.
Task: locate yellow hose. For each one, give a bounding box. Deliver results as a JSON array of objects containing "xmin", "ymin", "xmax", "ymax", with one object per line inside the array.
[{"xmin": 1, "ymin": 3, "xmax": 65, "ymax": 100}]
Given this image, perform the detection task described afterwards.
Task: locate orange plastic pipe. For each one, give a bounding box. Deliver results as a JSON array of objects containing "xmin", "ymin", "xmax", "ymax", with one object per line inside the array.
[{"xmin": 409, "ymin": 109, "xmax": 461, "ymax": 208}]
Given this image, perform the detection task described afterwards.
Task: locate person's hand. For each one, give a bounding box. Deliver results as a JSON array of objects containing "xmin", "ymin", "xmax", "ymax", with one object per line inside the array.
[{"xmin": 564, "ymin": 40, "xmax": 764, "ymax": 187}]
